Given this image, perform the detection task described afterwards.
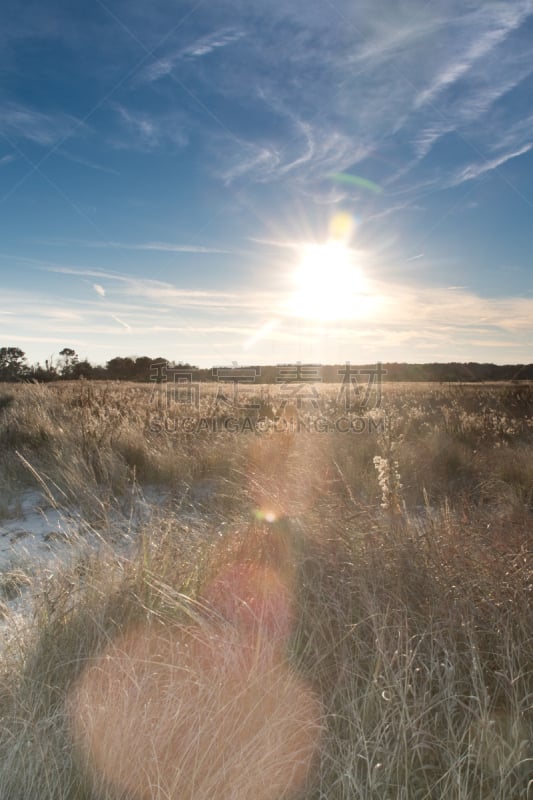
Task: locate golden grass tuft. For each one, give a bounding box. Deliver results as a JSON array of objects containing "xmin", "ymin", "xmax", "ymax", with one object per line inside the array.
[{"xmin": 68, "ymin": 618, "xmax": 322, "ymax": 800}]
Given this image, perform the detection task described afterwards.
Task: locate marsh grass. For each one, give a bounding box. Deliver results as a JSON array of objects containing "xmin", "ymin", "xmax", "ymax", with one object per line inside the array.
[{"xmin": 0, "ymin": 381, "xmax": 531, "ymax": 798}]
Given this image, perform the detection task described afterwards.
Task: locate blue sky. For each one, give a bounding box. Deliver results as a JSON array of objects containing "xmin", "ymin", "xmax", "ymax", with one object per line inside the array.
[{"xmin": 1, "ymin": 0, "xmax": 533, "ymax": 367}]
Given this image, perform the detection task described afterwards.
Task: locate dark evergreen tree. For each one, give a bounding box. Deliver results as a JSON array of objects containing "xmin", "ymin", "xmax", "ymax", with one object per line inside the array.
[{"xmin": 0, "ymin": 347, "xmax": 28, "ymax": 381}]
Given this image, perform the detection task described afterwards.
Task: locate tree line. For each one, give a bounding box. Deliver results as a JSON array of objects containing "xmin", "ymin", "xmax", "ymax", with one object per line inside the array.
[
  {"xmin": 1, "ymin": 346, "xmax": 533, "ymax": 383},
  {"xmin": 0, "ymin": 348, "xmax": 172, "ymax": 382}
]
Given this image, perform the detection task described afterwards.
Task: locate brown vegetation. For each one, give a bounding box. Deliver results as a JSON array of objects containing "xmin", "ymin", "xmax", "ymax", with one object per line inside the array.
[{"xmin": 0, "ymin": 381, "xmax": 531, "ymax": 798}]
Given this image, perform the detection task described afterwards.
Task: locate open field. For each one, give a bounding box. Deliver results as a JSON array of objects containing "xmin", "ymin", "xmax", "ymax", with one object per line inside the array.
[{"xmin": 0, "ymin": 380, "xmax": 532, "ymax": 799}]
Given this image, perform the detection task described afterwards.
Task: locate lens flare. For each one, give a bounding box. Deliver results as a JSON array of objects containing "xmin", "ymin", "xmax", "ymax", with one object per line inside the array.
[
  {"xmin": 243, "ymin": 319, "xmax": 280, "ymax": 351},
  {"xmin": 328, "ymin": 211, "xmax": 355, "ymax": 242},
  {"xmin": 254, "ymin": 508, "xmax": 278, "ymax": 523},
  {"xmin": 68, "ymin": 560, "xmax": 323, "ymax": 800},
  {"xmin": 330, "ymin": 172, "xmax": 382, "ymax": 194}
]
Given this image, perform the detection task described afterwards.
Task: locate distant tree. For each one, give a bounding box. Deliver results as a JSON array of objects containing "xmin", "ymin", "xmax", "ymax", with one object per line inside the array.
[
  {"xmin": 0, "ymin": 347, "xmax": 28, "ymax": 381},
  {"xmin": 30, "ymin": 362, "xmax": 56, "ymax": 382},
  {"xmin": 59, "ymin": 348, "xmax": 79, "ymax": 378},
  {"xmin": 69, "ymin": 358, "xmax": 94, "ymax": 379},
  {"xmin": 104, "ymin": 355, "xmax": 174, "ymax": 382},
  {"xmin": 45, "ymin": 357, "xmax": 58, "ymax": 380},
  {"xmin": 105, "ymin": 356, "xmax": 136, "ymax": 380},
  {"xmin": 133, "ymin": 356, "xmax": 153, "ymax": 381}
]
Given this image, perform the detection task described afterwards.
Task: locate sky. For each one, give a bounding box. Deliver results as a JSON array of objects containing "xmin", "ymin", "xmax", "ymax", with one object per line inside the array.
[{"xmin": 1, "ymin": 0, "xmax": 533, "ymax": 368}]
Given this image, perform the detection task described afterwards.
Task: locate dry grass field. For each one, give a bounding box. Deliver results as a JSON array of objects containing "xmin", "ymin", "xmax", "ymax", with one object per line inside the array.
[{"xmin": 0, "ymin": 379, "xmax": 532, "ymax": 799}]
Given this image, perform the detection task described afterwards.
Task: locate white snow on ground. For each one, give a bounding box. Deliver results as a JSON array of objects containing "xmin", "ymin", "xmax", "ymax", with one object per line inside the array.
[
  {"xmin": 0, "ymin": 488, "xmax": 147, "ymax": 649},
  {"xmin": 1, "ymin": 491, "xmax": 84, "ymax": 571},
  {"xmin": 0, "ymin": 481, "xmax": 222, "ymax": 650}
]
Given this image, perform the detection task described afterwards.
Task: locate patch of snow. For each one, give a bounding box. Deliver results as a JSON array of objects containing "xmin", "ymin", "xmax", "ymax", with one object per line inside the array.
[
  {"xmin": 0, "ymin": 492, "xmax": 83, "ymax": 573},
  {"xmin": 0, "ymin": 482, "xmax": 215, "ymax": 650}
]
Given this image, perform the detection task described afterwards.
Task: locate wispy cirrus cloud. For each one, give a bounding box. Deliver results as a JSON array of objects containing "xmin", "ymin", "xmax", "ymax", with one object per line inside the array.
[
  {"xmin": 7, "ymin": 0, "xmax": 521, "ymax": 208},
  {"xmin": 111, "ymin": 105, "xmax": 188, "ymax": 151},
  {"xmin": 218, "ymin": 143, "xmax": 281, "ymax": 184},
  {"xmin": 111, "ymin": 314, "xmax": 131, "ymax": 330},
  {"xmin": 38, "ymin": 258, "xmax": 533, "ymax": 341},
  {"xmin": 450, "ymin": 142, "xmax": 533, "ymax": 186},
  {"xmin": 185, "ymin": 28, "xmax": 244, "ymax": 58},
  {"xmin": 36, "ymin": 238, "xmax": 229, "ymax": 254},
  {"xmin": 4, "ymin": 276, "xmax": 533, "ymax": 365},
  {"xmin": 90, "ymin": 240, "xmax": 230, "ymax": 254},
  {"xmin": 218, "ymin": 107, "xmax": 370, "ymax": 189},
  {"xmin": 3, "ymin": 0, "xmax": 533, "ymax": 205},
  {"xmin": 354, "ymin": 1, "xmax": 533, "ymax": 200},
  {"xmin": 164, "ymin": 0, "xmax": 533, "ymax": 209},
  {"xmin": 490, "ymin": 112, "xmax": 533, "ymax": 154},
  {"xmin": 414, "ymin": 3, "xmax": 532, "ymax": 110},
  {"xmin": 0, "ymin": 103, "xmax": 81, "ymax": 147},
  {"xmin": 143, "ymin": 27, "xmax": 245, "ymax": 83},
  {"xmin": 35, "ymin": 262, "xmax": 251, "ymax": 310},
  {"xmin": 57, "ymin": 148, "xmax": 120, "ymax": 175}
]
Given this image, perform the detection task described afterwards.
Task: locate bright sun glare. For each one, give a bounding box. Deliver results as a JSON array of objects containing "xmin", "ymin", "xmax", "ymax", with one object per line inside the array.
[{"xmin": 286, "ymin": 240, "xmax": 376, "ymax": 322}]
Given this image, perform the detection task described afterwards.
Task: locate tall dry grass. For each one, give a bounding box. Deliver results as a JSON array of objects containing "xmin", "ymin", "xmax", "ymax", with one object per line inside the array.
[{"xmin": 0, "ymin": 380, "xmax": 531, "ymax": 798}]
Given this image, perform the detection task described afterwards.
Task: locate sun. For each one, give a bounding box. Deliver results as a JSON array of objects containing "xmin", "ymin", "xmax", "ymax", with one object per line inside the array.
[{"xmin": 285, "ymin": 240, "xmax": 376, "ymax": 322}]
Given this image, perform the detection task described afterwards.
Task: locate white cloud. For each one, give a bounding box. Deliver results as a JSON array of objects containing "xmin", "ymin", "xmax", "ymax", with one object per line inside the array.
[
  {"xmin": 185, "ymin": 28, "xmax": 245, "ymax": 58},
  {"xmin": 0, "ymin": 103, "xmax": 81, "ymax": 146},
  {"xmin": 143, "ymin": 58, "xmax": 174, "ymax": 83},
  {"xmin": 4, "ymin": 274, "xmax": 533, "ymax": 365},
  {"xmin": 414, "ymin": 124, "xmax": 454, "ymax": 160},
  {"xmin": 219, "ymin": 107, "xmax": 370, "ymax": 187},
  {"xmin": 220, "ymin": 144, "xmax": 281, "ymax": 184},
  {"xmin": 491, "ymin": 113, "xmax": 533, "ymax": 154},
  {"xmin": 112, "ymin": 105, "xmax": 187, "ymax": 151},
  {"xmin": 414, "ymin": 8, "xmax": 528, "ymax": 110},
  {"xmin": 248, "ymin": 238, "xmax": 309, "ymax": 250},
  {"xmin": 39, "ymin": 264, "xmax": 135, "ymax": 282},
  {"xmin": 34, "ymin": 238, "xmax": 228, "ymax": 254},
  {"xmin": 97, "ymin": 241, "xmax": 229, "ymax": 254},
  {"xmin": 450, "ymin": 143, "xmax": 533, "ymax": 185},
  {"xmin": 58, "ymin": 149, "xmax": 120, "ymax": 175},
  {"xmin": 142, "ymin": 28, "xmax": 245, "ymax": 83},
  {"xmin": 370, "ymin": 1, "xmax": 533, "ymax": 192},
  {"xmin": 0, "ymin": 334, "xmax": 87, "ymax": 346},
  {"xmin": 111, "ymin": 314, "xmax": 131, "ymax": 330},
  {"xmin": 4, "ymin": 0, "xmax": 533, "ymax": 207},
  {"xmin": 93, "ymin": 283, "xmax": 106, "ymax": 297}
]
